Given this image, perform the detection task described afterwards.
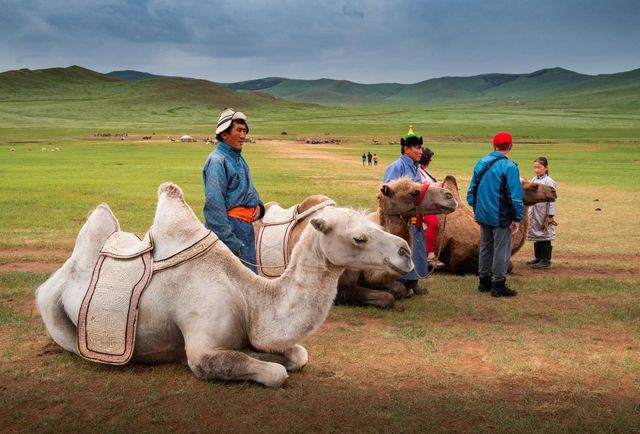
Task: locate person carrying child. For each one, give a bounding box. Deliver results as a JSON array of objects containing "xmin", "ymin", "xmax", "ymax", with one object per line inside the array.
[{"xmin": 526, "ymin": 157, "xmax": 557, "ymax": 269}]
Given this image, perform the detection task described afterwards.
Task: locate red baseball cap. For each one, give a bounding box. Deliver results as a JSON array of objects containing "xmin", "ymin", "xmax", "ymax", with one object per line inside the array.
[{"xmin": 493, "ymin": 131, "xmax": 512, "ymax": 149}]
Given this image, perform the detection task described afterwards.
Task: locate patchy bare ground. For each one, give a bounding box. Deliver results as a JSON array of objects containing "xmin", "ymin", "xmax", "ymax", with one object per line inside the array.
[
  {"xmin": 1, "ymin": 248, "xmax": 639, "ymax": 432},
  {"xmin": 3, "ymin": 248, "xmax": 639, "ymax": 280}
]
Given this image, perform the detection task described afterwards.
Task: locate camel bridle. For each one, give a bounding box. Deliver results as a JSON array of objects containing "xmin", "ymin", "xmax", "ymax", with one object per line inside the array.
[{"xmin": 381, "ymin": 183, "xmax": 430, "ymax": 218}]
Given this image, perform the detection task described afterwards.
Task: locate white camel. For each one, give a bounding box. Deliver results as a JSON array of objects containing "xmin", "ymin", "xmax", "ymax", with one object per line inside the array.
[{"xmin": 36, "ymin": 183, "xmax": 412, "ymax": 387}]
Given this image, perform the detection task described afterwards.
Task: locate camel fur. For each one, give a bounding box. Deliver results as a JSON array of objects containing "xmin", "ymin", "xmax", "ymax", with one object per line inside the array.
[
  {"xmin": 256, "ymin": 178, "xmax": 458, "ymax": 308},
  {"xmin": 36, "ymin": 183, "xmax": 412, "ymax": 387},
  {"xmin": 435, "ymin": 175, "xmax": 557, "ymax": 274}
]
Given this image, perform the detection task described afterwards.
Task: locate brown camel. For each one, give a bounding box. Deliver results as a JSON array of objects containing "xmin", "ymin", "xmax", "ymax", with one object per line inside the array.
[
  {"xmin": 256, "ymin": 179, "xmax": 458, "ymax": 308},
  {"xmin": 435, "ymin": 175, "xmax": 557, "ymax": 274}
]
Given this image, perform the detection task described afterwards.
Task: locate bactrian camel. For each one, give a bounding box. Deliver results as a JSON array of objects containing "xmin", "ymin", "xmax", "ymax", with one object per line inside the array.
[
  {"xmin": 435, "ymin": 176, "xmax": 557, "ymax": 274},
  {"xmin": 36, "ymin": 183, "xmax": 412, "ymax": 387},
  {"xmin": 255, "ymin": 178, "xmax": 458, "ymax": 308}
]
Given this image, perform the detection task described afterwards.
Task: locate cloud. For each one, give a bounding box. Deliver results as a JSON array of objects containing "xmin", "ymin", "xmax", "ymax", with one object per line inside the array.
[{"xmin": 0, "ymin": 0, "xmax": 638, "ymax": 83}]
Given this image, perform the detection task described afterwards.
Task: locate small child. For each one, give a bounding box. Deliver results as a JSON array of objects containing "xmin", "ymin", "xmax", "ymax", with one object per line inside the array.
[{"xmin": 526, "ymin": 157, "xmax": 557, "ymax": 269}]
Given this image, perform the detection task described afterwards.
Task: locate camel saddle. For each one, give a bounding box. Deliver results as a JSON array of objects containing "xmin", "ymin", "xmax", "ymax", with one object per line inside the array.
[
  {"xmin": 256, "ymin": 199, "xmax": 335, "ymax": 278},
  {"xmin": 77, "ymin": 229, "xmax": 218, "ymax": 365}
]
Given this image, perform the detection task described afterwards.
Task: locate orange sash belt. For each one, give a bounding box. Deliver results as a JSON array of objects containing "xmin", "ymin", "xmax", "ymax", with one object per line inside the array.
[{"xmin": 227, "ymin": 206, "xmax": 259, "ymax": 223}]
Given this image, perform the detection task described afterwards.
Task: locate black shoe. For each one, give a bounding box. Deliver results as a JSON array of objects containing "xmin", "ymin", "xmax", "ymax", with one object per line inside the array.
[
  {"xmin": 532, "ymin": 244, "xmax": 552, "ymax": 269},
  {"xmin": 526, "ymin": 242, "xmax": 541, "ymax": 266},
  {"xmin": 491, "ymin": 279, "xmax": 517, "ymax": 297},
  {"xmin": 404, "ymin": 280, "xmax": 428, "ymax": 296},
  {"xmin": 532, "ymin": 260, "xmax": 551, "ymax": 269},
  {"xmin": 478, "ymin": 275, "xmax": 492, "ymax": 292}
]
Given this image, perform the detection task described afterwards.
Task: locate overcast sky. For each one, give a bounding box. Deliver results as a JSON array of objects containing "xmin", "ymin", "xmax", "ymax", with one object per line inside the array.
[{"xmin": 1, "ymin": 0, "xmax": 638, "ymax": 84}]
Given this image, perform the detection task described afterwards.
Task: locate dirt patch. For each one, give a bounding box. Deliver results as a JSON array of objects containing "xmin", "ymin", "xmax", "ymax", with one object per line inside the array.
[{"xmin": 258, "ymin": 139, "xmax": 353, "ymax": 163}]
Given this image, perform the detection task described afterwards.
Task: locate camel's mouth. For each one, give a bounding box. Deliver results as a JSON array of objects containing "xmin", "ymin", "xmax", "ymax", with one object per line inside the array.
[
  {"xmin": 384, "ymin": 257, "xmax": 412, "ymax": 275},
  {"xmin": 435, "ymin": 204, "xmax": 458, "ymax": 214}
]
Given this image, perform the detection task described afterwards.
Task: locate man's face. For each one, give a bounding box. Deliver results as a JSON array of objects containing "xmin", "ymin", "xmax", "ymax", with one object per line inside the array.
[
  {"xmin": 404, "ymin": 145, "xmax": 422, "ymax": 162},
  {"xmin": 221, "ymin": 122, "xmax": 248, "ymax": 150}
]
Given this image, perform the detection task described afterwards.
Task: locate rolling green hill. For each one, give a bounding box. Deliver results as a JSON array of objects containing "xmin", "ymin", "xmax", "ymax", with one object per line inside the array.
[
  {"xmin": 0, "ymin": 65, "xmax": 294, "ymax": 130},
  {"xmin": 1, "ymin": 65, "xmax": 638, "ymax": 142},
  {"xmin": 226, "ymin": 67, "xmax": 640, "ymax": 108},
  {"xmin": 106, "ymin": 70, "xmax": 166, "ymax": 81}
]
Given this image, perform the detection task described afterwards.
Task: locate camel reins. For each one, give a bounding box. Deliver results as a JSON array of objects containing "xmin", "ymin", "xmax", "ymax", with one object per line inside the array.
[{"xmin": 381, "ymin": 183, "xmax": 430, "ymax": 217}]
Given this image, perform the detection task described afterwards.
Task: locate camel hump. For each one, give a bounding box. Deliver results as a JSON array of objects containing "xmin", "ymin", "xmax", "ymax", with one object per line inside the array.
[
  {"xmin": 298, "ymin": 195, "xmax": 333, "ymax": 213},
  {"xmin": 71, "ymin": 203, "xmax": 120, "ymax": 266},
  {"xmin": 158, "ymin": 182, "xmax": 184, "ymax": 201}
]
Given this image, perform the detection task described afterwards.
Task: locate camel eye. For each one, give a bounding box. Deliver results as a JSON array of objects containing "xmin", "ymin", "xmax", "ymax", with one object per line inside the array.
[{"xmin": 353, "ymin": 235, "xmax": 368, "ymax": 245}]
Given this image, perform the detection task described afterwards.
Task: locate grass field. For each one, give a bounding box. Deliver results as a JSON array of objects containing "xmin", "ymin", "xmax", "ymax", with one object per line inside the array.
[{"xmin": 1, "ymin": 102, "xmax": 639, "ymax": 432}]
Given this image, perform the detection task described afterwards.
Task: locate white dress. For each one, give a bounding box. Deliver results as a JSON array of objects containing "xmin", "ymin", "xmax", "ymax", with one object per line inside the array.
[{"xmin": 526, "ymin": 174, "xmax": 557, "ymax": 241}]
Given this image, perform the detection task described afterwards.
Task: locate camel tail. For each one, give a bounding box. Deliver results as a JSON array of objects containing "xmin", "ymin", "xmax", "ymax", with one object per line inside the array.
[{"xmin": 36, "ymin": 203, "xmax": 120, "ymax": 353}]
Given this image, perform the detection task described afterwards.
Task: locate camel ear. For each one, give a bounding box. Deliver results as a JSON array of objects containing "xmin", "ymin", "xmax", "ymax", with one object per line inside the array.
[
  {"xmin": 310, "ymin": 218, "xmax": 332, "ymax": 234},
  {"xmin": 380, "ymin": 185, "xmax": 393, "ymax": 197}
]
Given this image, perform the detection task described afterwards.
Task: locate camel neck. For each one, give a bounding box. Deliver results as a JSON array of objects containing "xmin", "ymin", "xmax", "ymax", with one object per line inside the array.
[
  {"xmin": 245, "ymin": 230, "xmax": 341, "ymax": 353},
  {"xmin": 378, "ymin": 208, "xmax": 412, "ymax": 242}
]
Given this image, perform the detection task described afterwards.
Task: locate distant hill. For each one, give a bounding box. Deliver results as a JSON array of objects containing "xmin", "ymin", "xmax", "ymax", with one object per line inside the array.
[
  {"xmin": 0, "ymin": 65, "xmax": 294, "ymax": 129},
  {"xmin": 225, "ymin": 67, "xmax": 640, "ymax": 108},
  {"xmin": 0, "ymin": 65, "xmax": 284, "ymax": 108},
  {"xmin": 1, "ymin": 65, "xmax": 638, "ymax": 114},
  {"xmin": 107, "ymin": 70, "xmax": 165, "ymax": 81}
]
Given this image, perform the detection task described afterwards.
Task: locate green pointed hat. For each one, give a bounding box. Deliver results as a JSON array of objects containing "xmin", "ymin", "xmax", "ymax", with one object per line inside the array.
[{"xmin": 401, "ymin": 125, "xmax": 423, "ymax": 147}]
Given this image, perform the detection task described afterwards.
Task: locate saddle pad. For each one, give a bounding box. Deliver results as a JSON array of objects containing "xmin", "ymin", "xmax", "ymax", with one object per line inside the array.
[
  {"xmin": 77, "ymin": 232, "xmax": 153, "ymax": 365},
  {"xmin": 256, "ymin": 199, "xmax": 336, "ymax": 278},
  {"xmin": 101, "ymin": 230, "xmax": 153, "ymax": 259},
  {"xmin": 256, "ymin": 219, "xmax": 295, "ymax": 278},
  {"xmin": 261, "ymin": 203, "xmax": 298, "ymax": 225}
]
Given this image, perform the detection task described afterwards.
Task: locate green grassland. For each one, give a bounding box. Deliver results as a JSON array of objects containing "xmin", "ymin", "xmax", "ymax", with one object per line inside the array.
[{"xmin": 1, "ymin": 66, "xmax": 639, "ymax": 432}]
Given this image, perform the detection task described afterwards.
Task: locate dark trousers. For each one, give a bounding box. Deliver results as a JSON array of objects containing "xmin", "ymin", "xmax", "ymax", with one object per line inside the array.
[{"xmin": 479, "ymin": 224, "xmax": 512, "ymax": 281}]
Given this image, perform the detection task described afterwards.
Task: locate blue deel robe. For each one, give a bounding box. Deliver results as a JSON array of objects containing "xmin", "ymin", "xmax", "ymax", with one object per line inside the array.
[
  {"xmin": 383, "ymin": 155, "xmax": 429, "ymax": 281},
  {"xmin": 202, "ymin": 141, "xmax": 263, "ymax": 273}
]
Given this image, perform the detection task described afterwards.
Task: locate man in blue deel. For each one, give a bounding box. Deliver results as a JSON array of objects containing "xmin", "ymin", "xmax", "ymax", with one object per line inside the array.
[
  {"xmin": 383, "ymin": 126, "xmax": 429, "ymax": 296},
  {"xmin": 203, "ymin": 108, "xmax": 264, "ymax": 273}
]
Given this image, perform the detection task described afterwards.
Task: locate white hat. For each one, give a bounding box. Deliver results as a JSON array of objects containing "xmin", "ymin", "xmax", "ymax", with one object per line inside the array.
[{"xmin": 215, "ymin": 108, "xmax": 248, "ymax": 135}]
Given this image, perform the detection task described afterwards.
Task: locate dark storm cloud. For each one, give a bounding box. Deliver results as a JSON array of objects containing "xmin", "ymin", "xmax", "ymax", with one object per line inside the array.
[{"xmin": 0, "ymin": 0, "xmax": 638, "ymax": 83}]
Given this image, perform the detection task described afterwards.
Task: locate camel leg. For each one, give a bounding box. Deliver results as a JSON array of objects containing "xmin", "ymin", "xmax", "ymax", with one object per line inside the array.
[
  {"xmin": 336, "ymin": 284, "xmax": 395, "ymax": 309},
  {"xmin": 35, "ymin": 274, "xmax": 78, "ymax": 354},
  {"xmin": 243, "ymin": 344, "xmax": 309, "ymax": 372},
  {"xmin": 186, "ymin": 347, "xmax": 289, "ymax": 387}
]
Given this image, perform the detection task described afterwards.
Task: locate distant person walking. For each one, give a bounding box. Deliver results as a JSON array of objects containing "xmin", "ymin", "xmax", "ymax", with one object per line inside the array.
[
  {"xmin": 467, "ymin": 131, "xmax": 524, "ymax": 297},
  {"xmin": 383, "ymin": 126, "xmax": 429, "ymax": 296},
  {"xmin": 526, "ymin": 157, "xmax": 557, "ymax": 269},
  {"xmin": 362, "ymin": 153, "xmax": 367, "ymax": 166},
  {"xmin": 203, "ymin": 108, "xmax": 264, "ymax": 273},
  {"xmin": 373, "ymin": 153, "xmax": 378, "ymax": 166},
  {"xmin": 367, "ymin": 151, "xmax": 373, "ymax": 166}
]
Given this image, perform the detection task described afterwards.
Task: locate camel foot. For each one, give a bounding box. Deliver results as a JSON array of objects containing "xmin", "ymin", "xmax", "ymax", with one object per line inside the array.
[
  {"xmin": 188, "ymin": 348, "xmax": 289, "ymax": 387},
  {"xmin": 403, "ymin": 280, "xmax": 428, "ymax": 296},
  {"xmin": 388, "ymin": 281, "xmax": 412, "ymax": 299}
]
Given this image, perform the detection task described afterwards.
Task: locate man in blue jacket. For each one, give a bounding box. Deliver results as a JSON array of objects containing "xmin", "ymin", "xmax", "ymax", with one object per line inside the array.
[
  {"xmin": 383, "ymin": 127, "xmax": 429, "ymax": 296},
  {"xmin": 203, "ymin": 108, "xmax": 264, "ymax": 273},
  {"xmin": 467, "ymin": 132, "xmax": 524, "ymax": 297}
]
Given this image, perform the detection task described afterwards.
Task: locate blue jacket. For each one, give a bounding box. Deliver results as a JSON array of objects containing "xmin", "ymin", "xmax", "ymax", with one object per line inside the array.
[
  {"xmin": 202, "ymin": 141, "xmax": 263, "ymax": 271},
  {"xmin": 383, "ymin": 155, "xmax": 420, "ymax": 184},
  {"xmin": 466, "ymin": 151, "xmax": 524, "ymax": 228}
]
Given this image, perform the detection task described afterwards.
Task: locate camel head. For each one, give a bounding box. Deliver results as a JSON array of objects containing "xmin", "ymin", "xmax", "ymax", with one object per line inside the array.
[
  {"xmin": 521, "ymin": 178, "xmax": 557, "ymax": 206},
  {"xmin": 309, "ymin": 207, "xmax": 413, "ymax": 275},
  {"xmin": 378, "ymin": 178, "xmax": 458, "ymax": 217}
]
